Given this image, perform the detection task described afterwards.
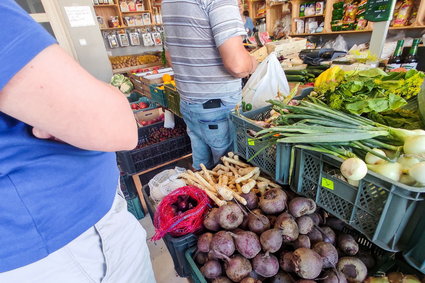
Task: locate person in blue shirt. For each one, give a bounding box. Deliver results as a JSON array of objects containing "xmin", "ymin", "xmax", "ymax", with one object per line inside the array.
[
  {"xmin": 243, "ymin": 11, "xmax": 255, "ymax": 36},
  {"xmin": 0, "ymin": 1, "xmax": 155, "ymax": 282}
]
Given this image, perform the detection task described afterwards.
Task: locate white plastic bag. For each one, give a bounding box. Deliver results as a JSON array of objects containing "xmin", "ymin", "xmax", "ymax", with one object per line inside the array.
[
  {"xmin": 149, "ymin": 167, "xmax": 186, "ymax": 202},
  {"xmin": 242, "ymin": 53, "xmax": 290, "ymax": 110},
  {"xmin": 163, "ymin": 109, "xmax": 175, "ymax": 128}
]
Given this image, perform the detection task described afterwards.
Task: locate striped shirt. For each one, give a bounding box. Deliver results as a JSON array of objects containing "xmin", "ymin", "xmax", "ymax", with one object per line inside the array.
[{"xmin": 162, "ymin": 0, "xmax": 247, "ymax": 104}]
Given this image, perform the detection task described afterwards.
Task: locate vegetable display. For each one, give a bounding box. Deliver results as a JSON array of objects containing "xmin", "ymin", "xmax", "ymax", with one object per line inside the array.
[
  {"xmin": 110, "ymin": 74, "xmax": 134, "ymax": 94},
  {"xmin": 252, "ymin": 97, "xmax": 425, "ymax": 187},
  {"xmin": 312, "ymin": 67, "xmax": 425, "ymax": 129}
]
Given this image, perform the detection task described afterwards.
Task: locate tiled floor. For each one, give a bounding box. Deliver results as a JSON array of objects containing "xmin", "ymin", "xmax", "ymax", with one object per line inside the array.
[{"xmin": 140, "ymin": 216, "xmax": 190, "ymax": 283}]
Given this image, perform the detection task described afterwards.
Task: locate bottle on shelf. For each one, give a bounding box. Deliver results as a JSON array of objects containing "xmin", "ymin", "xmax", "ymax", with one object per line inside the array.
[
  {"xmin": 401, "ymin": 38, "xmax": 420, "ymax": 70},
  {"xmin": 386, "ymin": 39, "xmax": 404, "ymax": 71}
]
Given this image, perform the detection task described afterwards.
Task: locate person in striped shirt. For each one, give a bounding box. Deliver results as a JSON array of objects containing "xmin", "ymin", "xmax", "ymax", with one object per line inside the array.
[{"xmin": 162, "ymin": 0, "xmax": 258, "ymax": 170}]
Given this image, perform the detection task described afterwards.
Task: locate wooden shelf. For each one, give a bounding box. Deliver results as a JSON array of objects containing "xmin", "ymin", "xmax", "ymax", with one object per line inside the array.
[
  {"xmin": 101, "ymin": 24, "xmax": 161, "ymax": 30},
  {"xmin": 94, "ymin": 4, "xmax": 117, "ymax": 7},
  {"xmin": 112, "ymin": 62, "xmax": 162, "ymax": 74},
  {"xmin": 290, "ymin": 29, "xmax": 372, "ymax": 36},
  {"xmin": 295, "ymin": 14, "xmax": 324, "ymax": 19},
  {"xmin": 389, "ymin": 25, "xmax": 425, "ymax": 30},
  {"xmin": 121, "ymin": 10, "xmax": 151, "ymax": 14},
  {"xmin": 269, "ymin": 1, "xmax": 285, "ymax": 6}
]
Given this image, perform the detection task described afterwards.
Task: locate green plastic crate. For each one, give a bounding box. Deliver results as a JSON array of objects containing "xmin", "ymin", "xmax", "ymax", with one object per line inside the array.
[
  {"xmin": 290, "ymin": 147, "xmax": 425, "ymax": 252},
  {"xmin": 164, "ymin": 84, "xmax": 182, "ymax": 117},
  {"xmin": 230, "ymin": 106, "xmax": 292, "ymax": 185},
  {"xmin": 126, "ymin": 196, "xmax": 145, "ymax": 220},
  {"xmin": 185, "ymin": 247, "xmax": 207, "ymax": 283},
  {"xmin": 149, "ymin": 84, "xmax": 168, "ymax": 107},
  {"xmin": 403, "ymin": 202, "xmax": 425, "ymax": 274}
]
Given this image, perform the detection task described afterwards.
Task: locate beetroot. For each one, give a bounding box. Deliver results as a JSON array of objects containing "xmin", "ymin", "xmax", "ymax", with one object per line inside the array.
[
  {"xmin": 210, "ymin": 231, "xmax": 235, "ymax": 258},
  {"xmin": 297, "ymin": 216, "xmax": 314, "ymax": 235},
  {"xmin": 260, "ymin": 229, "xmax": 283, "ymax": 253},
  {"xmin": 337, "ymin": 257, "xmax": 367, "ymax": 282},
  {"xmin": 248, "ymin": 211, "xmax": 270, "ymax": 234},
  {"xmin": 322, "ymin": 270, "xmax": 348, "ymax": 283},
  {"xmin": 313, "ymin": 241, "xmax": 338, "ymax": 268},
  {"xmin": 326, "ymin": 217, "xmax": 345, "ymax": 231},
  {"xmin": 294, "ymin": 235, "xmax": 311, "ymax": 249},
  {"xmin": 275, "ymin": 213, "xmax": 299, "ymax": 242},
  {"xmin": 279, "ymin": 251, "xmax": 295, "ymax": 273},
  {"xmin": 224, "ymin": 255, "xmax": 252, "ymax": 282},
  {"xmin": 232, "ymin": 230, "xmax": 261, "ymax": 259},
  {"xmin": 308, "ymin": 213, "xmax": 323, "ymax": 226},
  {"xmin": 288, "ymin": 197, "xmax": 316, "ymax": 217},
  {"xmin": 218, "ymin": 202, "xmax": 244, "ymax": 230},
  {"xmin": 337, "ymin": 234, "xmax": 359, "ymax": 256},
  {"xmin": 204, "ymin": 208, "xmax": 221, "ymax": 231},
  {"xmin": 270, "ymin": 272, "xmax": 296, "ymax": 283},
  {"xmin": 307, "ymin": 227, "xmax": 323, "ymax": 244},
  {"xmin": 241, "ymin": 190, "xmax": 259, "ymax": 210},
  {"xmin": 197, "ymin": 232, "xmax": 213, "ymax": 253},
  {"xmin": 201, "ymin": 260, "xmax": 222, "ymax": 279},
  {"xmin": 195, "ymin": 252, "xmax": 208, "ymax": 265},
  {"xmin": 252, "ymin": 252, "xmax": 280, "ymax": 278},
  {"xmin": 259, "ymin": 188, "xmax": 287, "ymax": 214},
  {"xmin": 240, "ymin": 277, "xmax": 261, "ymax": 283},
  {"xmin": 212, "ymin": 277, "xmax": 232, "ymax": 283},
  {"xmin": 291, "ymin": 248, "xmax": 323, "ymax": 279},
  {"xmin": 297, "ymin": 280, "xmax": 316, "ymax": 283},
  {"xmin": 320, "ymin": 226, "xmax": 336, "ymax": 245},
  {"xmin": 240, "ymin": 215, "xmax": 249, "ymax": 230}
]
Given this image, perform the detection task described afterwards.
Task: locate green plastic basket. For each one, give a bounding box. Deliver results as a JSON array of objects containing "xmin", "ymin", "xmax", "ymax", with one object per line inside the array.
[
  {"xmin": 403, "ymin": 201, "xmax": 425, "ymax": 274},
  {"xmin": 185, "ymin": 247, "xmax": 207, "ymax": 283},
  {"xmin": 126, "ymin": 196, "xmax": 145, "ymax": 220},
  {"xmin": 230, "ymin": 106, "xmax": 292, "ymax": 185},
  {"xmin": 164, "ymin": 84, "xmax": 182, "ymax": 117},
  {"xmin": 290, "ymin": 147, "xmax": 425, "ymax": 252},
  {"xmin": 149, "ymin": 84, "xmax": 168, "ymax": 107}
]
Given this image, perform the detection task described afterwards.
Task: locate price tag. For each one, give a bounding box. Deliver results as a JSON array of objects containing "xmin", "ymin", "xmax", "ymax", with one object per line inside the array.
[
  {"xmin": 364, "ymin": 0, "xmax": 394, "ymax": 22},
  {"xmin": 321, "ymin": 177, "xmax": 334, "ymax": 190},
  {"xmin": 248, "ymin": 138, "xmax": 255, "ymax": 146}
]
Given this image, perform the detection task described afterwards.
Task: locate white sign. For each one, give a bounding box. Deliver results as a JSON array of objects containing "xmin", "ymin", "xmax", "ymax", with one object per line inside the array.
[{"xmin": 64, "ymin": 6, "xmax": 95, "ymax": 28}]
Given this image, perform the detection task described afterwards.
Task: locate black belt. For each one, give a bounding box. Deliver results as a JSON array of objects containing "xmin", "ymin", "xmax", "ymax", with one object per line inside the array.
[{"xmin": 202, "ymin": 99, "xmax": 222, "ymax": 109}]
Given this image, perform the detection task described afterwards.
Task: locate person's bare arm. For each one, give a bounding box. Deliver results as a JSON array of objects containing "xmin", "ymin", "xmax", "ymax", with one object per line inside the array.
[
  {"xmin": 165, "ymin": 50, "xmax": 172, "ymax": 68},
  {"xmin": 218, "ymin": 36, "xmax": 258, "ymax": 78},
  {"xmin": 0, "ymin": 44, "xmax": 137, "ymax": 152}
]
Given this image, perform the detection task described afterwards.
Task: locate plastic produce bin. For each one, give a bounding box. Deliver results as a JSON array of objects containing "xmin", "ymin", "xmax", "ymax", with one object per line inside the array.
[
  {"xmin": 119, "ymin": 174, "xmax": 145, "ymax": 220},
  {"xmin": 290, "ymin": 147, "xmax": 425, "ymax": 252},
  {"xmin": 403, "ymin": 201, "xmax": 425, "ymax": 274},
  {"xmin": 116, "ymin": 117, "xmax": 192, "ymax": 175},
  {"xmin": 164, "ymin": 84, "xmax": 182, "ymax": 117},
  {"xmin": 142, "ymin": 184, "xmax": 198, "ymax": 278},
  {"xmin": 149, "ymin": 84, "xmax": 168, "ymax": 107},
  {"xmin": 130, "ymin": 96, "xmax": 159, "ymax": 113}
]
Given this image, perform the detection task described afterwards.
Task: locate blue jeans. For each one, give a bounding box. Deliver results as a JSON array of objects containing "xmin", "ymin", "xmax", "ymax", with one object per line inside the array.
[{"xmin": 180, "ymin": 100, "xmax": 236, "ymax": 170}]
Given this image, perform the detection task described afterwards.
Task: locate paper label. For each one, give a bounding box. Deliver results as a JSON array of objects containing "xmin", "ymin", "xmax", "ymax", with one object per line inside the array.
[
  {"xmin": 65, "ymin": 6, "xmax": 95, "ymax": 28},
  {"xmin": 321, "ymin": 177, "xmax": 334, "ymax": 190}
]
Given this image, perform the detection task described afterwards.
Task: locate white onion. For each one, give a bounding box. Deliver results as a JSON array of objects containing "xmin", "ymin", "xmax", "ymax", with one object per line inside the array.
[
  {"xmin": 397, "ymin": 156, "xmax": 420, "ymax": 172},
  {"xmin": 340, "ymin": 158, "xmax": 368, "ymax": 181},
  {"xmin": 347, "ymin": 179, "xmax": 359, "ymax": 187},
  {"xmin": 368, "ymin": 162, "xmax": 402, "ymax": 182},
  {"xmin": 409, "ymin": 162, "xmax": 425, "ymax": 184},
  {"xmin": 403, "ymin": 135, "xmax": 425, "ymax": 155},
  {"xmin": 400, "ymin": 174, "xmax": 417, "ymax": 186},
  {"xmin": 365, "ymin": 148, "xmax": 386, "ymax": 165}
]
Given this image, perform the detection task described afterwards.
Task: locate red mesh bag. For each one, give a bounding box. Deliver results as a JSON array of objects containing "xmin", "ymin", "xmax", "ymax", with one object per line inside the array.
[{"xmin": 152, "ymin": 186, "xmax": 211, "ymax": 240}]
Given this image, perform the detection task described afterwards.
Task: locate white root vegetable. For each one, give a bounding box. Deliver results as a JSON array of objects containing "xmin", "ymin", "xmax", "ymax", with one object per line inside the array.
[
  {"xmin": 340, "ymin": 158, "xmax": 368, "ymax": 181},
  {"xmin": 182, "ymin": 178, "xmax": 225, "ymax": 206},
  {"xmin": 221, "ymin": 156, "xmax": 249, "ymax": 168},
  {"xmin": 256, "ymin": 177, "xmax": 282, "ymax": 189},
  {"xmin": 238, "ymin": 167, "xmax": 256, "ymax": 176},
  {"xmin": 216, "ymin": 185, "xmax": 234, "ymax": 201},
  {"xmin": 368, "ymin": 162, "xmax": 402, "ymax": 182},
  {"xmin": 201, "ymin": 164, "xmax": 215, "ymax": 186},
  {"xmin": 194, "ymin": 172, "xmax": 216, "ymax": 192},
  {"xmin": 224, "ymin": 161, "xmax": 241, "ymax": 178},
  {"xmin": 365, "ymin": 148, "xmax": 386, "ymax": 165},
  {"xmin": 398, "ymin": 156, "xmax": 420, "ymax": 172},
  {"xmin": 232, "ymin": 192, "xmax": 248, "ymax": 205},
  {"xmin": 213, "ymin": 164, "xmax": 230, "ymax": 172},
  {"xmin": 257, "ymin": 182, "xmax": 268, "ymax": 191},
  {"xmin": 235, "ymin": 167, "xmax": 260, "ymax": 183},
  {"xmin": 222, "ymin": 175, "xmax": 229, "ymax": 186},
  {"xmin": 409, "ymin": 162, "xmax": 425, "ymax": 184},
  {"xmin": 241, "ymin": 179, "xmax": 256, "ymax": 193}
]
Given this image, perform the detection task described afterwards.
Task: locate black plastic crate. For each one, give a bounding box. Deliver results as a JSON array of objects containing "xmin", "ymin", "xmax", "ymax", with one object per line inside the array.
[
  {"xmin": 291, "ymin": 147, "xmax": 425, "ymax": 252},
  {"xmin": 142, "ymin": 184, "xmax": 198, "ymax": 278},
  {"xmin": 117, "ymin": 118, "xmax": 192, "ymax": 175}
]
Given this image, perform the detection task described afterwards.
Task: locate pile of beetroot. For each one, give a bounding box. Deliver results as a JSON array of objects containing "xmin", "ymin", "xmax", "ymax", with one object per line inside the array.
[{"xmin": 195, "ymin": 189, "xmax": 375, "ymax": 283}]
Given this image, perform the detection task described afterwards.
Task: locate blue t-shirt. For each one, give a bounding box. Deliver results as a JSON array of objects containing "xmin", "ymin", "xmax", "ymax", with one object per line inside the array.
[{"xmin": 0, "ymin": 1, "xmax": 118, "ymax": 272}]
